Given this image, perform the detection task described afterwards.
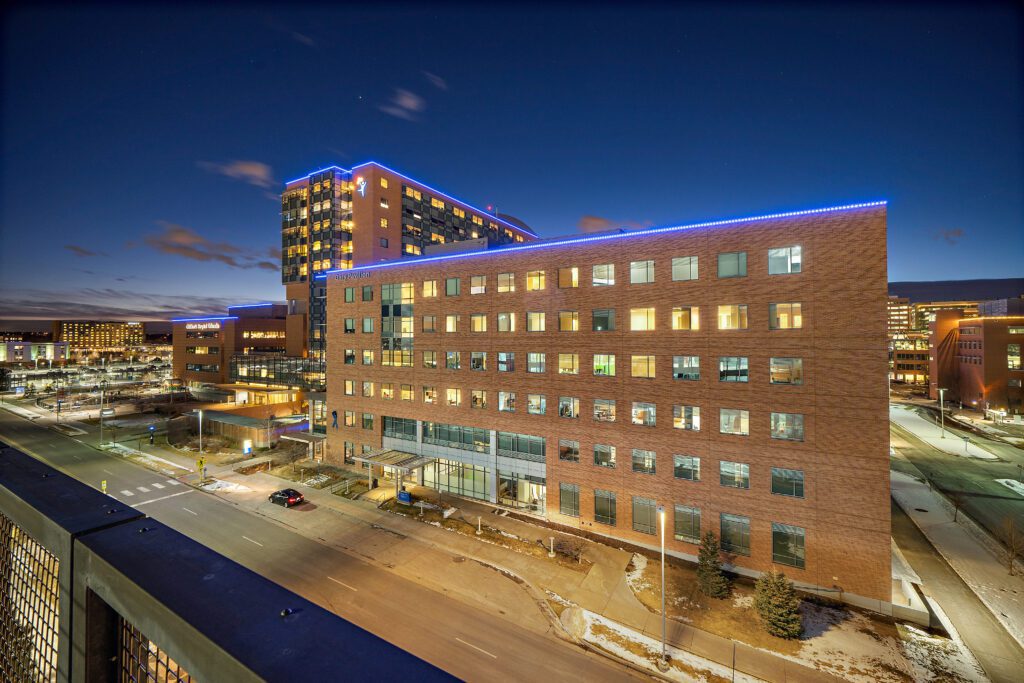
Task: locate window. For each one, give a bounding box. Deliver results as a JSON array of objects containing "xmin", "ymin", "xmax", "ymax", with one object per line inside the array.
[
  {"xmin": 673, "ymin": 356, "xmax": 699, "ymax": 380},
  {"xmin": 471, "ymin": 389, "xmax": 487, "ymax": 409},
  {"xmin": 1010, "ymin": 327, "xmax": 1024, "ymax": 335},
  {"xmin": 632, "ymin": 402, "xmax": 656, "ymax": 426},
  {"xmin": 422, "ymin": 315, "xmax": 437, "ymax": 333},
  {"xmin": 362, "ymin": 381, "xmax": 374, "ymax": 397},
  {"xmin": 593, "ymin": 263, "xmax": 615, "ymax": 286},
  {"xmin": 720, "ymin": 408, "xmax": 750, "ymax": 435},
  {"xmin": 362, "ymin": 350, "xmax": 374, "ymax": 365},
  {"xmin": 471, "ymin": 314, "xmax": 487, "ymax": 333},
  {"xmin": 558, "ymin": 397, "xmax": 580, "ymax": 418},
  {"xmin": 771, "ymin": 468, "xmax": 805, "ymax": 498},
  {"xmin": 769, "ymin": 303, "xmax": 803, "ymax": 330},
  {"xmin": 559, "ymin": 311, "xmax": 579, "ymax": 332},
  {"xmin": 527, "ymin": 352, "xmax": 546, "ymax": 373},
  {"xmin": 362, "ymin": 317, "xmax": 374, "ymax": 333},
  {"xmin": 770, "ymin": 357, "xmax": 803, "ymax": 385},
  {"xmin": 343, "ymin": 411, "xmax": 355, "ymax": 427},
  {"xmin": 498, "ymin": 391, "xmax": 516, "ymax": 412},
  {"xmin": 719, "ymin": 356, "xmax": 749, "ymax": 382},
  {"xmin": 595, "ymin": 490, "xmax": 617, "ymax": 526},
  {"xmin": 497, "ymin": 272, "xmax": 515, "ymax": 292},
  {"xmin": 423, "ymin": 386, "xmax": 437, "ymax": 404},
  {"xmin": 631, "ymin": 355, "xmax": 656, "ymax": 378},
  {"xmin": 445, "ymin": 314, "xmax": 459, "ymax": 333},
  {"xmin": 674, "ymin": 455, "xmax": 700, "ymax": 481},
  {"xmin": 671, "ymin": 256, "xmax": 698, "ymax": 281},
  {"xmin": 380, "ymin": 177, "xmax": 388, "ymax": 188},
  {"xmin": 423, "ymin": 280, "xmax": 438, "ymax": 297},
  {"xmin": 526, "ymin": 270, "xmax": 546, "ymax": 291},
  {"xmin": 344, "ymin": 349, "xmax": 356, "ymax": 364},
  {"xmin": 593, "ymin": 309, "xmax": 615, "ymax": 331},
  {"xmin": 721, "ymin": 514, "xmax": 751, "ymax": 556},
  {"xmin": 362, "ymin": 285, "xmax": 373, "ymax": 301},
  {"xmin": 718, "ymin": 305, "xmax": 748, "ymax": 330},
  {"xmin": 471, "ymin": 275, "xmax": 486, "ymax": 295},
  {"xmin": 344, "ymin": 287, "xmax": 355, "ymax": 303},
  {"xmin": 1009, "ymin": 343, "xmax": 1021, "ymax": 370},
  {"xmin": 594, "ymin": 444, "xmax": 616, "ymax": 468},
  {"xmin": 632, "ymin": 449, "xmax": 656, "ymax": 475},
  {"xmin": 380, "ymin": 197, "xmax": 389, "ymax": 208},
  {"xmin": 445, "ymin": 351, "xmax": 461, "ymax": 369},
  {"xmin": 527, "ymin": 312, "xmax": 546, "ymax": 332},
  {"xmin": 674, "ymin": 505, "xmax": 701, "ymax": 543},
  {"xmin": 344, "ymin": 380, "xmax": 355, "ymax": 396},
  {"xmin": 559, "ymin": 267, "xmax": 579, "ymax": 288},
  {"xmin": 772, "ymin": 523, "xmax": 805, "ymax": 568},
  {"xmin": 344, "ymin": 318, "xmax": 356, "ymax": 334},
  {"xmin": 718, "ymin": 251, "xmax": 747, "ymax": 278},
  {"xmin": 558, "ymin": 353, "xmax": 580, "ymax": 375},
  {"xmin": 362, "ymin": 413, "xmax": 374, "ymax": 430},
  {"xmin": 671, "ymin": 306, "xmax": 700, "ymax": 330},
  {"xmin": 527, "ymin": 394, "xmax": 546, "ymax": 415},
  {"xmin": 423, "ymin": 350, "xmax": 437, "ymax": 369},
  {"xmin": 594, "ymin": 399, "xmax": 616, "ymax": 422},
  {"xmin": 446, "ymin": 388, "xmax": 462, "ymax": 407},
  {"xmin": 768, "ymin": 246, "xmax": 802, "ymax": 275},
  {"xmin": 593, "ymin": 353, "xmax": 616, "ymax": 376},
  {"xmin": 401, "ymin": 384, "xmax": 414, "ymax": 401},
  {"xmin": 630, "ymin": 307, "xmax": 656, "ymax": 331},
  {"xmin": 497, "ymin": 312, "xmax": 516, "ymax": 332},
  {"xmin": 720, "ymin": 461, "xmax": 750, "ymax": 489},
  {"xmin": 632, "ymin": 497, "xmax": 657, "ymax": 534},
  {"xmin": 381, "ymin": 383, "xmax": 394, "ymax": 399},
  {"xmin": 770, "ymin": 412, "xmax": 804, "ymax": 441},
  {"xmin": 560, "ymin": 484, "xmax": 580, "ymax": 517},
  {"xmin": 673, "ymin": 405, "xmax": 701, "ymax": 431},
  {"xmin": 559, "ymin": 440, "xmax": 580, "ymax": 462},
  {"xmin": 630, "ymin": 260, "xmax": 654, "ymax": 284},
  {"xmin": 470, "ymin": 351, "xmax": 487, "ymax": 371},
  {"xmin": 445, "ymin": 277, "xmax": 460, "ymax": 296},
  {"xmin": 498, "ymin": 352, "xmax": 515, "ymax": 372}
]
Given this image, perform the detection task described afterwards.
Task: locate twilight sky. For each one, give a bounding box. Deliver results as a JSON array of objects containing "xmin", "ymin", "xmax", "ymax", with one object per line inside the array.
[{"xmin": 1, "ymin": 4, "xmax": 1021, "ymax": 321}]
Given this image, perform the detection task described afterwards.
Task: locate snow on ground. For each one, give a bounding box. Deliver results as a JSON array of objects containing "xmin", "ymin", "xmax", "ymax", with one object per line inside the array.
[
  {"xmin": 890, "ymin": 405, "xmax": 997, "ymax": 459},
  {"xmin": 902, "ymin": 598, "xmax": 987, "ymax": 683},
  {"xmin": 201, "ymin": 479, "xmax": 249, "ymax": 493},
  {"xmin": 732, "ymin": 594, "xmax": 754, "ymax": 609},
  {"xmin": 625, "ymin": 553, "xmax": 651, "ymax": 593},
  {"xmin": 996, "ymin": 479, "xmax": 1024, "ymax": 497}
]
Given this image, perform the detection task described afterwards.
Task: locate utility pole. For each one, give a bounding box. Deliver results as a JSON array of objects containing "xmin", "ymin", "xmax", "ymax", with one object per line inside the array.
[
  {"xmin": 938, "ymin": 388, "xmax": 947, "ymax": 439},
  {"xmin": 657, "ymin": 504, "xmax": 668, "ymax": 672}
]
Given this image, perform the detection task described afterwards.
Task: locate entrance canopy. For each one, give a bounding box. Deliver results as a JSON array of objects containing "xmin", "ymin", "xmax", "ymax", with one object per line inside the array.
[
  {"xmin": 354, "ymin": 448, "xmax": 432, "ymax": 475},
  {"xmin": 280, "ymin": 432, "xmax": 326, "ymax": 445}
]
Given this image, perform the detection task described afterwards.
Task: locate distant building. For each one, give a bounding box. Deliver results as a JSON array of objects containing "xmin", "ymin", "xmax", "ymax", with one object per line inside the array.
[
  {"xmin": 890, "ymin": 333, "xmax": 929, "ymax": 384},
  {"xmin": 52, "ymin": 320, "xmax": 144, "ymax": 351},
  {"xmin": 0, "ymin": 341, "xmax": 69, "ymax": 364},
  {"xmin": 887, "ymin": 296, "xmax": 912, "ymax": 337},
  {"xmin": 978, "ymin": 296, "xmax": 1024, "ymax": 317},
  {"xmin": 911, "ymin": 301, "xmax": 978, "ymax": 330}
]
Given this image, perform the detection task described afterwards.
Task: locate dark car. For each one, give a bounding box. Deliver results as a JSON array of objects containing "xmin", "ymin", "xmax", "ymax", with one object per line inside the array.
[{"xmin": 269, "ymin": 488, "xmax": 304, "ymax": 507}]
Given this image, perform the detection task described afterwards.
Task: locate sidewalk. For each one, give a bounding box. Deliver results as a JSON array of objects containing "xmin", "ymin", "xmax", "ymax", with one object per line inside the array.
[
  {"xmin": 890, "ymin": 465, "xmax": 1024, "ymax": 649},
  {"xmin": 890, "ymin": 404, "xmax": 997, "ymax": 459}
]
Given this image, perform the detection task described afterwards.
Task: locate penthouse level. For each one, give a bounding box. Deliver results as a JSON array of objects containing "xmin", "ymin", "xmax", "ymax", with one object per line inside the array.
[{"xmin": 322, "ymin": 201, "xmax": 891, "ymax": 611}]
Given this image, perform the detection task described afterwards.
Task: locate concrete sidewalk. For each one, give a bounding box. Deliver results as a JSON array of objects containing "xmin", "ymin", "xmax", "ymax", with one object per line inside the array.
[{"xmin": 891, "ymin": 466, "xmax": 1024, "ymax": 650}]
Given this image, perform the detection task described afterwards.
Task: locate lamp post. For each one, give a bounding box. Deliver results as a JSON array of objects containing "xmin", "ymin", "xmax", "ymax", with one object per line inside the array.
[
  {"xmin": 657, "ymin": 504, "xmax": 669, "ymax": 671},
  {"xmin": 198, "ymin": 409, "xmax": 203, "ymax": 457},
  {"xmin": 938, "ymin": 388, "xmax": 947, "ymax": 439},
  {"xmin": 99, "ymin": 380, "xmax": 108, "ymax": 446}
]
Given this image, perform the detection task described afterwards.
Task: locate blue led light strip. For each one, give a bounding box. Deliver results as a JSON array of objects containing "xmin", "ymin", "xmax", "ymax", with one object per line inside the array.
[
  {"xmin": 227, "ymin": 303, "xmax": 276, "ymax": 309},
  {"xmin": 350, "ymin": 160, "xmax": 539, "ymax": 237},
  {"xmin": 284, "ymin": 165, "xmax": 351, "ymax": 186},
  {"xmin": 170, "ymin": 316, "xmax": 240, "ymax": 323},
  {"xmin": 315, "ymin": 200, "xmax": 886, "ymax": 280}
]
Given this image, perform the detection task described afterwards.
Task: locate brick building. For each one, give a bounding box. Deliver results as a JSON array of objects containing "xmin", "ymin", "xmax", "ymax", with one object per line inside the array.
[{"xmin": 322, "ymin": 201, "xmax": 892, "ymax": 610}]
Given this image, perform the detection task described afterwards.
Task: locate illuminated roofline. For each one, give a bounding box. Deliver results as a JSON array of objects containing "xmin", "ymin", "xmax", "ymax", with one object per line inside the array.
[
  {"xmin": 316, "ymin": 200, "xmax": 886, "ymax": 280},
  {"xmin": 171, "ymin": 316, "xmax": 239, "ymax": 323},
  {"xmin": 350, "ymin": 160, "xmax": 539, "ymax": 237},
  {"xmin": 284, "ymin": 165, "xmax": 351, "ymax": 186},
  {"xmin": 227, "ymin": 303, "xmax": 277, "ymax": 309}
]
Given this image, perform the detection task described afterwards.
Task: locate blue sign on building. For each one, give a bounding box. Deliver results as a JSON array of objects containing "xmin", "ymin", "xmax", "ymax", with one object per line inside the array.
[{"xmin": 397, "ymin": 490, "xmax": 412, "ymax": 504}]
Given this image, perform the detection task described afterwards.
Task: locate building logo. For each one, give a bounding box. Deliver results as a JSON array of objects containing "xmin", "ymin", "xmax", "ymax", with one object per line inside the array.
[
  {"xmin": 356, "ymin": 176, "xmax": 367, "ymax": 197},
  {"xmin": 185, "ymin": 322, "xmax": 221, "ymax": 331}
]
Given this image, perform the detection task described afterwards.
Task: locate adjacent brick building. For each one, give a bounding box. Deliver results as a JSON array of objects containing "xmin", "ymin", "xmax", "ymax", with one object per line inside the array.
[{"xmin": 322, "ymin": 201, "xmax": 892, "ymax": 610}]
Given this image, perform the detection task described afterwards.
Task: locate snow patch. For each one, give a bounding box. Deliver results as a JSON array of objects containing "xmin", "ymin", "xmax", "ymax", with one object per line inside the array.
[
  {"xmin": 889, "ymin": 405, "xmax": 997, "ymax": 459},
  {"xmin": 732, "ymin": 594, "xmax": 754, "ymax": 609},
  {"xmin": 995, "ymin": 479, "xmax": 1024, "ymax": 497},
  {"xmin": 625, "ymin": 553, "xmax": 651, "ymax": 593},
  {"xmin": 201, "ymin": 479, "xmax": 249, "ymax": 493}
]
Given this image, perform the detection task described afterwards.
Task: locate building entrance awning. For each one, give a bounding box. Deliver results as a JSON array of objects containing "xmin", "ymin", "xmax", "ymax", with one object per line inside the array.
[
  {"xmin": 280, "ymin": 432, "xmax": 327, "ymax": 445},
  {"xmin": 354, "ymin": 448, "xmax": 432, "ymax": 475}
]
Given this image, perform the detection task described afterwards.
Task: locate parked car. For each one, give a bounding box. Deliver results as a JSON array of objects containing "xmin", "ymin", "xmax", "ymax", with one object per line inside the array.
[{"xmin": 269, "ymin": 488, "xmax": 304, "ymax": 507}]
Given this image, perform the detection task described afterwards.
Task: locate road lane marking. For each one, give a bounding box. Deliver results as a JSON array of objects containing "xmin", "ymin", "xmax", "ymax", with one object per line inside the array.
[
  {"xmin": 166, "ymin": 479, "xmax": 180, "ymax": 486},
  {"xmin": 151, "ymin": 482, "xmax": 165, "ymax": 489},
  {"xmin": 120, "ymin": 490, "xmax": 134, "ymax": 496},
  {"xmin": 242, "ymin": 536, "xmax": 264, "ymax": 547},
  {"xmin": 327, "ymin": 576, "xmax": 358, "ymax": 591},
  {"xmin": 134, "ymin": 490, "xmax": 193, "ymax": 507},
  {"xmin": 102, "ymin": 469, "xmax": 113, "ymax": 475},
  {"xmin": 137, "ymin": 486, "xmax": 150, "ymax": 492},
  {"xmin": 455, "ymin": 637, "xmax": 497, "ymax": 659},
  {"xmin": 182, "ymin": 507, "xmax": 198, "ymax": 515}
]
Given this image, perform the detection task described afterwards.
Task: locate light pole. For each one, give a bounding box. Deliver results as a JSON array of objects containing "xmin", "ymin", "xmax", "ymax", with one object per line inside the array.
[
  {"xmin": 198, "ymin": 409, "xmax": 203, "ymax": 457},
  {"xmin": 938, "ymin": 388, "xmax": 947, "ymax": 438},
  {"xmin": 657, "ymin": 504, "xmax": 668, "ymax": 671},
  {"xmin": 99, "ymin": 380, "xmax": 108, "ymax": 446}
]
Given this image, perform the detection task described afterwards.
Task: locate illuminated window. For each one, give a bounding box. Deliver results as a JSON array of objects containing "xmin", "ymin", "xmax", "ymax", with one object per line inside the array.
[
  {"xmin": 362, "ymin": 350, "xmax": 374, "ymax": 365},
  {"xmin": 471, "ymin": 275, "xmax": 486, "ymax": 294},
  {"xmin": 380, "ymin": 198, "xmax": 389, "ymax": 208},
  {"xmin": 470, "ymin": 351, "xmax": 486, "ymax": 371},
  {"xmin": 527, "ymin": 394, "xmax": 546, "ymax": 415},
  {"xmin": 471, "ymin": 314, "xmax": 487, "ymax": 332},
  {"xmin": 630, "ymin": 260, "xmax": 654, "ymax": 284},
  {"xmin": 422, "ymin": 315, "xmax": 437, "ymax": 333},
  {"xmin": 445, "ymin": 351, "xmax": 461, "ymax": 369},
  {"xmin": 593, "ymin": 353, "xmax": 616, "ymax": 376},
  {"xmin": 671, "ymin": 256, "xmax": 698, "ymax": 281},
  {"xmin": 380, "ymin": 177, "xmax": 388, "ymax": 188},
  {"xmin": 445, "ymin": 314, "xmax": 459, "ymax": 333},
  {"xmin": 558, "ymin": 311, "xmax": 579, "ymax": 331},
  {"xmin": 527, "ymin": 352, "xmax": 546, "ymax": 373},
  {"xmin": 558, "ymin": 353, "xmax": 579, "ymax": 375},
  {"xmin": 446, "ymin": 388, "xmax": 462, "ymax": 407},
  {"xmin": 671, "ymin": 306, "xmax": 699, "ymax": 330},
  {"xmin": 592, "ymin": 263, "xmax": 615, "ymax": 286},
  {"xmin": 558, "ymin": 397, "xmax": 579, "ymax": 419},
  {"xmin": 630, "ymin": 307, "xmax": 655, "ymax": 331},
  {"xmin": 594, "ymin": 399, "xmax": 616, "ymax": 422},
  {"xmin": 717, "ymin": 305, "xmax": 748, "ymax": 330},
  {"xmin": 497, "ymin": 312, "xmax": 516, "ymax": 332},
  {"xmin": 423, "ymin": 386, "xmax": 437, "ymax": 404},
  {"xmin": 526, "ymin": 271, "xmax": 546, "ymax": 291},
  {"xmin": 423, "ymin": 280, "xmax": 438, "ymax": 297},
  {"xmin": 631, "ymin": 355, "xmax": 656, "ymax": 378},
  {"xmin": 770, "ymin": 357, "xmax": 803, "ymax": 384},
  {"xmin": 527, "ymin": 312, "xmax": 546, "ymax": 332},
  {"xmin": 769, "ymin": 303, "xmax": 802, "ymax": 330},
  {"xmin": 498, "ymin": 391, "xmax": 516, "ymax": 412},
  {"xmin": 631, "ymin": 402, "xmax": 656, "ymax": 426},
  {"xmin": 401, "ymin": 384, "xmax": 414, "ymax": 401},
  {"xmin": 381, "ymin": 383, "xmax": 394, "ymax": 400},
  {"xmin": 422, "ymin": 351, "xmax": 437, "ymax": 369},
  {"xmin": 1010, "ymin": 344, "xmax": 1021, "ymax": 369},
  {"xmin": 498, "ymin": 272, "xmax": 515, "ymax": 292},
  {"xmin": 362, "ymin": 381, "xmax": 374, "ymax": 398},
  {"xmin": 380, "ymin": 218, "xmax": 388, "ymax": 229},
  {"xmin": 472, "ymin": 390, "xmax": 487, "ymax": 409},
  {"xmin": 768, "ymin": 246, "xmax": 802, "ymax": 274},
  {"xmin": 558, "ymin": 267, "xmax": 579, "ymax": 288},
  {"xmin": 719, "ymin": 409, "xmax": 749, "ymax": 435}
]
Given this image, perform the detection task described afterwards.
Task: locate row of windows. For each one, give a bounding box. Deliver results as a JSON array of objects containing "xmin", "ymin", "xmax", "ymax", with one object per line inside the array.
[
  {"xmin": 344, "ymin": 350, "xmax": 803, "ymax": 384},
  {"xmin": 558, "ymin": 487, "xmax": 805, "ymax": 568}
]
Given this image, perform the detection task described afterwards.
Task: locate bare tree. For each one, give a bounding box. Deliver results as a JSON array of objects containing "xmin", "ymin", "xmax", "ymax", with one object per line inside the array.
[
  {"xmin": 999, "ymin": 517, "xmax": 1022, "ymax": 576},
  {"xmin": 947, "ymin": 490, "xmax": 966, "ymax": 523}
]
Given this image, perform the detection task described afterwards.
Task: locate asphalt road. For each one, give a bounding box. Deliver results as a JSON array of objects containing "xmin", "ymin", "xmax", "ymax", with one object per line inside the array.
[
  {"xmin": 0, "ymin": 409, "xmax": 640, "ymax": 681},
  {"xmin": 891, "ymin": 500, "xmax": 1024, "ymax": 683}
]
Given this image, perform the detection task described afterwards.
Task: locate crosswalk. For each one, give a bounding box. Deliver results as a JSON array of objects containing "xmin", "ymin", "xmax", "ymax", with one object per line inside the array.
[{"xmin": 119, "ymin": 479, "xmax": 181, "ymax": 497}]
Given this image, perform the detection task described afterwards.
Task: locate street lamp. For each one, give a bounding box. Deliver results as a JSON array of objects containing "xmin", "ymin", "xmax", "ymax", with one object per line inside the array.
[
  {"xmin": 99, "ymin": 380, "xmax": 108, "ymax": 446},
  {"xmin": 938, "ymin": 388, "xmax": 947, "ymax": 439},
  {"xmin": 198, "ymin": 409, "xmax": 203, "ymax": 456},
  {"xmin": 657, "ymin": 504, "xmax": 669, "ymax": 672}
]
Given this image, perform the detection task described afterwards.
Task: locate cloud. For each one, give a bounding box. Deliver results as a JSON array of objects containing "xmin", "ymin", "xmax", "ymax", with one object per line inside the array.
[
  {"xmin": 423, "ymin": 71, "xmax": 448, "ymax": 90},
  {"xmin": 65, "ymin": 244, "xmax": 106, "ymax": 258},
  {"xmin": 577, "ymin": 215, "xmax": 653, "ymax": 234},
  {"xmin": 142, "ymin": 222, "xmax": 278, "ymax": 270},
  {"xmin": 932, "ymin": 228, "xmax": 965, "ymax": 245},
  {"xmin": 0, "ymin": 287, "xmax": 272, "ymax": 321},
  {"xmin": 197, "ymin": 160, "xmax": 277, "ymax": 190},
  {"xmin": 379, "ymin": 88, "xmax": 425, "ymax": 121},
  {"xmin": 289, "ymin": 31, "xmax": 315, "ymax": 46}
]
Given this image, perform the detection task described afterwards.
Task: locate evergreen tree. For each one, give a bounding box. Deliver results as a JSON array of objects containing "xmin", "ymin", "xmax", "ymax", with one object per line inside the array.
[
  {"xmin": 754, "ymin": 569, "xmax": 803, "ymax": 639},
  {"xmin": 696, "ymin": 531, "xmax": 730, "ymax": 598}
]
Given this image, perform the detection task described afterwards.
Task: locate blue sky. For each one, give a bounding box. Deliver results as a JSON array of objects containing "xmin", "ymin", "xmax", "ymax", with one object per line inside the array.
[{"xmin": 1, "ymin": 4, "xmax": 1021, "ymax": 320}]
